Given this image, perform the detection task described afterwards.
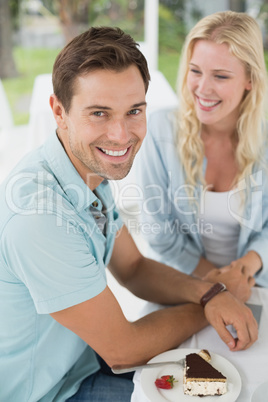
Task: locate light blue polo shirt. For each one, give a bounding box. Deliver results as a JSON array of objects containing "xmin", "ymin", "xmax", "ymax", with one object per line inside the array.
[{"xmin": 0, "ymin": 133, "xmax": 123, "ymax": 401}]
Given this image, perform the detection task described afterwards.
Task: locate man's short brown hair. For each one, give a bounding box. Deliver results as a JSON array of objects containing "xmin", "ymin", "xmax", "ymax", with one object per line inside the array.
[{"xmin": 52, "ymin": 26, "xmax": 150, "ymax": 113}]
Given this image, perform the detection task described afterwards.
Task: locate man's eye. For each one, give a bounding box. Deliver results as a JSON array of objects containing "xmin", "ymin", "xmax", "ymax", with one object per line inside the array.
[
  {"xmin": 128, "ymin": 109, "xmax": 140, "ymax": 115},
  {"xmin": 93, "ymin": 111, "xmax": 105, "ymax": 117}
]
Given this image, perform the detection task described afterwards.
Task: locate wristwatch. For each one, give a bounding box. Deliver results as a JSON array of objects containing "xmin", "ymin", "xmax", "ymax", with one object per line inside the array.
[{"xmin": 200, "ymin": 282, "xmax": 227, "ymax": 308}]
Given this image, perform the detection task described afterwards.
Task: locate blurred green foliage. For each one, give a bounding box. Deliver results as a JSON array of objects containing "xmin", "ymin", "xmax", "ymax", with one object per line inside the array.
[
  {"xmin": 159, "ymin": 50, "xmax": 180, "ymax": 89},
  {"xmin": 2, "ymin": 0, "xmax": 268, "ymax": 125},
  {"xmin": 8, "ymin": 0, "xmax": 20, "ymax": 29},
  {"xmin": 2, "ymin": 47, "xmax": 59, "ymax": 125},
  {"xmin": 158, "ymin": 3, "xmax": 186, "ymax": 52},
  {"xmin": 3, "ymin": 0, "xmax": 186, "ymax": 125}
]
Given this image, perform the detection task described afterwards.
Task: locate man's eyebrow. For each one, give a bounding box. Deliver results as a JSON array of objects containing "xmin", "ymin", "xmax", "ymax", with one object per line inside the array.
[
  {"xmin": 132, "ymin": 101, "xmax": 147, "ymax": 108},
  {"xmin": 84, "ymin": 105, "xmax": 112, "ymax": 111},
  {"xmin": 83, "ymin": 101, "xmax": 147, "ymax": 111}
]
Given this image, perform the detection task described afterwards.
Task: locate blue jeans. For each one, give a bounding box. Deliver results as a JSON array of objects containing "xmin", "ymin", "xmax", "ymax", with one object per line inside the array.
[{"xmin": 66, "ymin": 356, "xmax": 134, "ymax": 402}]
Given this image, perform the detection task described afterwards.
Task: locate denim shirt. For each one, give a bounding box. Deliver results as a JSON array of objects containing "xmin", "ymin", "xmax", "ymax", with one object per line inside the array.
[{"xmin": 137, "ymin": 108, "xmax": 268, "ymax": 287}]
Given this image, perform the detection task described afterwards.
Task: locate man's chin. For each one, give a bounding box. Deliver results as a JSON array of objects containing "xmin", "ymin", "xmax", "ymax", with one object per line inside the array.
[
  {"xmin": 103, "ymin": 169, "xmax": 132, "ymax": 181},
  {"xmin": 100, "ymin": 163, "xmax": 134, "ymax": 181}
]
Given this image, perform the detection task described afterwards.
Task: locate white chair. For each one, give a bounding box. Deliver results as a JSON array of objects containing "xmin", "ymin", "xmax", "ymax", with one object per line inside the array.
[
  {"xmin": 27, "ymin": 74, "xmax": 56, "ymax": 152},
  {"xmin": 0, "ymin": 80, "xmax": 31, "ymax": 183},
  {"xmin": 0, "ymin": 80, "xmax": 13, "ymax": 130},
  {"xmin": 0, "ymin": 80, "xmax": 14, "ymax": 149}
]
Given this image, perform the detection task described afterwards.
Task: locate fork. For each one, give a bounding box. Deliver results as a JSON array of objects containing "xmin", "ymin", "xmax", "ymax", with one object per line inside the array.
[{"xmin": 112, "ymin": 357, "xmax": 185, "ymax": 374}]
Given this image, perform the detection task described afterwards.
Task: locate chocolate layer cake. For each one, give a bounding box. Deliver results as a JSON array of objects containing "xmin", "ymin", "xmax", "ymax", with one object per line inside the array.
[{"xmin": 183, "ymin": 352, "xmax": 227, "ymax": 396}]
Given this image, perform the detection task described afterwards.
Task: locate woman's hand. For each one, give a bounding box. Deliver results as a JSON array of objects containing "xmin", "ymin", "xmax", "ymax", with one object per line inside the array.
[{"xmin": 202, "ymin": 261, "xmax": 255, "ymax": 302}]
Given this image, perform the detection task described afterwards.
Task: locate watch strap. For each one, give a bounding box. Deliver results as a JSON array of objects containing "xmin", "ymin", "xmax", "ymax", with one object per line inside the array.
[{"xmin": 200, "ymin": 282, "xmax": 227, "ymax": 308}]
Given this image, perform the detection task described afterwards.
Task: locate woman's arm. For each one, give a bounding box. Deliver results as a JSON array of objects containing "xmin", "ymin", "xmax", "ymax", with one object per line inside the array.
[{"xmin": 191, "ymin": 256, "xmax": 216, "ymax": 278}]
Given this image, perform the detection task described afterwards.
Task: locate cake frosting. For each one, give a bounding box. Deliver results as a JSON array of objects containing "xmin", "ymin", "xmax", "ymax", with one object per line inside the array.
[{"xmin": 183, "ymin": 352, "xmax": 227, "ymax": 396}]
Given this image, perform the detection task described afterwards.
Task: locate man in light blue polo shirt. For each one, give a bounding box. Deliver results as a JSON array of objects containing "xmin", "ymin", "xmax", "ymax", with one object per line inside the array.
[{"xmin": 0, "ymin": 27, "xmax": 258, "ymax": 402}]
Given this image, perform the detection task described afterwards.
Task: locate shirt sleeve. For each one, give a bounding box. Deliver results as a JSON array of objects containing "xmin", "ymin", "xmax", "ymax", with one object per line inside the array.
[
  {"xmin": 1, "ymin": 213, "xmax": 107, "ymax": 314},
  {"xmin": 239, "ymin": 169, "xmax": 268, "ymax": 287},
  {"xmin": 137, "ymin": 110, "xmax": 201, "ymax": 274},
  {"xmin": 245, "ymin": 230, "xmax": 268, "ymax": 287}
]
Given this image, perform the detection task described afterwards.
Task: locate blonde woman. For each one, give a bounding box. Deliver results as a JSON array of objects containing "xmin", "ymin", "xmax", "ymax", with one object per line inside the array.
[{"xmin": 138, "ymin": 11, "xmax": 268, "ymax": 287}]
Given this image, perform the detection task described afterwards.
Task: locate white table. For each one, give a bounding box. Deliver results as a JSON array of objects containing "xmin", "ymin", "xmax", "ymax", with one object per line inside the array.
[{"xmin": 131, "ymin": 286, "xmax": 268, "ymax": 402}]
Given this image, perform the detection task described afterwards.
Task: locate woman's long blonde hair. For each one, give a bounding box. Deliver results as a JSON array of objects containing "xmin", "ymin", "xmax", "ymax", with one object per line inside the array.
[{"xmin": 177, "ymin": 11, "xmax": 267, "ymax": 190}]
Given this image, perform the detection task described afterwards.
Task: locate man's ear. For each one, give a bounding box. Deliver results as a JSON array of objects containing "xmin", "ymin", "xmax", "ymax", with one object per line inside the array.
[{"xmin": 49, "ymin": 94, "xmax": 68, "ymax": 130}]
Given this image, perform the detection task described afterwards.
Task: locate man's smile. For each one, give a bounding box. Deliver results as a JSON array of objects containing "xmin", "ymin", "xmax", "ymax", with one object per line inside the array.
[
  {"xmin": 95, "ymin": 145, "xmax": 133, "ymax": 163},
  {"xmin": 98, "ymin": 147, "xmax": 129, "ymax": 157}
]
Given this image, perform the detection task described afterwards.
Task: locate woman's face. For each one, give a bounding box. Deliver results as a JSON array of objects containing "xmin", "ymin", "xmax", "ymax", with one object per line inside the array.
[{"xmin": 187, "ymin": 40, "xmax": 252, "ymax": 131}]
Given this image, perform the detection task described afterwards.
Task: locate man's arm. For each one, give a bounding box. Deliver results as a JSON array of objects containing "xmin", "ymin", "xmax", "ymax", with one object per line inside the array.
[
  {"xmin": 51, "ymin": 225, "xmax": 257, "ymax": 368},
  {"xmin": 109, "ymin": 226, "xmax": 211, "ymax": 305},
  {"xmin": 51, "ymin": 287, "xmax": 207, "ymax": 368},
  {"xmin": 108, "ymin": 225, "xmax": 257, "ymax": 351},
  {"xmin": 108, "ymin": 225, "xmax": 254, "ymax": 305}
]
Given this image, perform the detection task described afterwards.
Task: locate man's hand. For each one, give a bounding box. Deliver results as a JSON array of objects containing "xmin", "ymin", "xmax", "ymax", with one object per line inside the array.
[
  {"xmin": 203, "ymin": 261, "xmax": 255, "ymax": 302},
  {"xmin": 204, "ymin": 291, "xmax": 258, "ymax": 351}
]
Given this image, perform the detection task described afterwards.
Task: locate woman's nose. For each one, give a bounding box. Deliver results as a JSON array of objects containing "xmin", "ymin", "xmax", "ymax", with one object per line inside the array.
[{"xmin": 198, "ymin": 75, "xmax": 212, "ymax": 95}]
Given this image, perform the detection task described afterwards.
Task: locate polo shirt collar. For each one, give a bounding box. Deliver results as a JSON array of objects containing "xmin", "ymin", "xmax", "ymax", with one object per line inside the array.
[{"xmin": 43, "ymin": 132, "xmax": 106, "ymax": 212}]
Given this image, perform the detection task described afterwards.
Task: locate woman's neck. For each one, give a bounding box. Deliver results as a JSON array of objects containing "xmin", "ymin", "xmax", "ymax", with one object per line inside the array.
[{"xmin": 201, "ymin": 125, "xmax": 238, "ymax": 148}]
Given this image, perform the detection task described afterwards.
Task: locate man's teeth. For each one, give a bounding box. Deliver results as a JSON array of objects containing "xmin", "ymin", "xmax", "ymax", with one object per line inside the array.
[
  {"xmin": 100, "ymin": 148, "xmax": 128, "ymax": 156},
  {"xmin": 199, "ymin": 98, "xmax": 220, "ymax": 107}
]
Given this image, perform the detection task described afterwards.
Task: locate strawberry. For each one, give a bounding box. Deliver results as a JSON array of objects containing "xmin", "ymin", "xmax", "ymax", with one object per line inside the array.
[{"xmin": 155, "ymin": 374, "xmax": 177, "ymax": 389}]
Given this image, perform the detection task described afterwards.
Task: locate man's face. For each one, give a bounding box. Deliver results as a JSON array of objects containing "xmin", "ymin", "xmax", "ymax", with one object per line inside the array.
[{"xmin": 57, "ymin": 65, "xmax": 147, "ymax": 188}]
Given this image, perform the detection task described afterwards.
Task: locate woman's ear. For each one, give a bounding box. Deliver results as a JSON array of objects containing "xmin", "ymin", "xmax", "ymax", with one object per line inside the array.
[
  {"xmin": 245, "ymin": 79, "xmax": 252, "ymax": 91},
  {"xmin": 49, "ymin": 94, "xmax": 68, "ymax": 130}
]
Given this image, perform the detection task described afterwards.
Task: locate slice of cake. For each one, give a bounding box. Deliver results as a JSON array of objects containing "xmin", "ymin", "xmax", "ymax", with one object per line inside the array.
[{"xmin": 183, "ymin": 352, "xmax": 227, "ymax": 396}]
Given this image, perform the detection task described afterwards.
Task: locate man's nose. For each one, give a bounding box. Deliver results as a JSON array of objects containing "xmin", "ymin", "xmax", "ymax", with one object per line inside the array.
[{"xmin": 108, "ymin": 118, "xmax": 130, "ymax": 142}]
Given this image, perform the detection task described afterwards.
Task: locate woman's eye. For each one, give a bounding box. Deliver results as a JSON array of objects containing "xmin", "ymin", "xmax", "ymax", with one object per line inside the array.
[
  {"xmin": 190, "ymin": 69, "xmax": 201, "ymax": 74},
  {"xmin": 215, "ymin": 75, "xmax": 229, "ymax": 80}
]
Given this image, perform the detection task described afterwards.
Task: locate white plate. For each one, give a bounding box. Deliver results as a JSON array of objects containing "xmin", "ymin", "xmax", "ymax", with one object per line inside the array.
[
  {"xmin": 140, "ymin": 348, "xmax": 241, "ymax": 402},
  {"xmin": 251, "ymin": 381, "xmax": 268, "ymax": 402}
]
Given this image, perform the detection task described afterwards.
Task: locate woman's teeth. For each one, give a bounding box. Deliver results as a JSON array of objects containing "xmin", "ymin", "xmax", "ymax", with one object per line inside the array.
[
  {"xmin": 198, "ymin": 98, "xmax": 220, "ymax": 107},
  {"xmin": 100, "ymin": 148, "xmax": 128, "ymax": 156}
]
